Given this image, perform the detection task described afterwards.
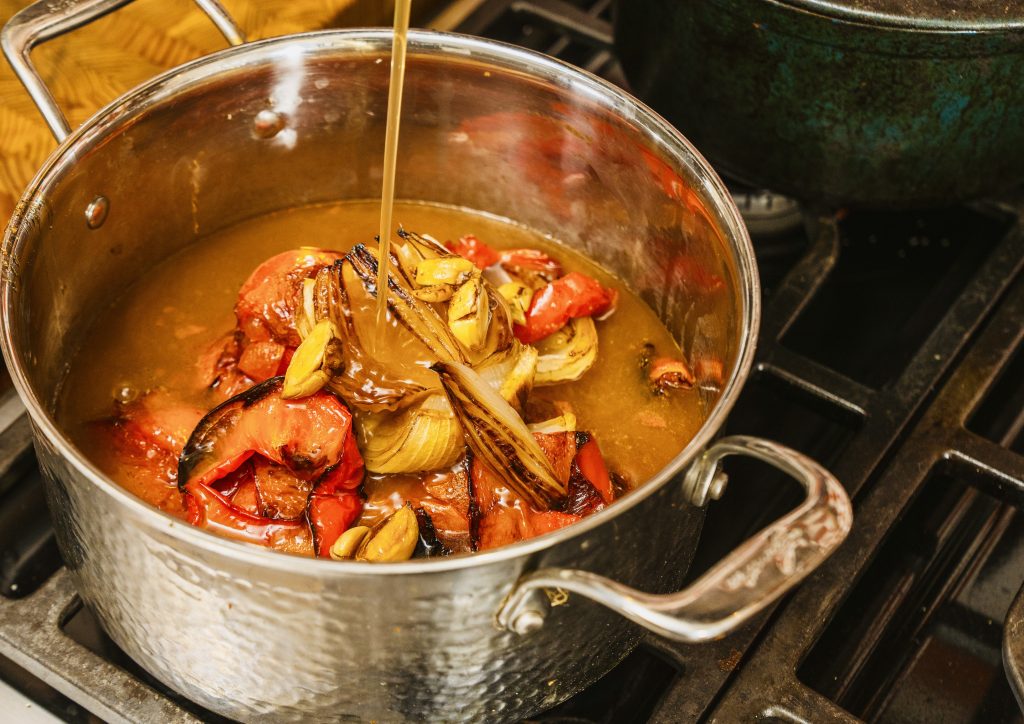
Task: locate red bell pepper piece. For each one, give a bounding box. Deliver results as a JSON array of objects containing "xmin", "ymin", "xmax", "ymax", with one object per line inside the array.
[
  {"xmin": 445, "ymin": 235, "xmax": 562, "ymax": 279},
  {"xmin": 308, "ymin": 429, "xmax": 365, "ymax": 557},
  {"xmin": 445, "ymin": 235, "xmax": 500, "ymax": 269},
  {"xmin": 574, "ymin": 435, "xmax": 613, "ymax": 504},
  {"xmin": 513, "ymin": 272, "xmax": 618, "ymax": 343},
  {"xmin": 315, "ymin": 429, "xmax": 365, "ymax": 495},
  {"xmin": 308, "ymin": 492, "xmax": 363, "ymax": 558},
  {"xmin": 498, "ymin": 248, "xmax": 563, "ymax": 278}
]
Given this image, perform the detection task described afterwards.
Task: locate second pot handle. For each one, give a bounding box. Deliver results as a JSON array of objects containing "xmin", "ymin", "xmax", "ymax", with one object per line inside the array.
[
  {"xmin": 1, "ymin": 0, "xmax": 245, "ymax": 142},
  {"xmin": 497, "ymin": 435, "xmax": 852, "ymax": 642}
]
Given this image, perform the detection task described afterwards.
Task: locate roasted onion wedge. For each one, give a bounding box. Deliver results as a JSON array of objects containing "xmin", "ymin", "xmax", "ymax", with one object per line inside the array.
[
  {"xmin": 534, "ymin": 316, "xmax": 598, "ymax": 386},
  {"xmin": 475, "ymin": 341, "xmax": 538, "ymax": 411},
  {"xmin": 348, "ymin": 244, "xmax": 468, "ymax": 364},
  {"xmin": 433, "ymin": 361, "xmax": 565, "ymax": 509},
  {"xmin": 398, "ymin": 228, "xmax": 451, "ymax": 259},
  {"xmin": 357, "ymin": 392, "xmax": 464, "ymax": 474},
  {"xmin": 308, "ymin": 261, "xmax": 428, "ymax": 411}
]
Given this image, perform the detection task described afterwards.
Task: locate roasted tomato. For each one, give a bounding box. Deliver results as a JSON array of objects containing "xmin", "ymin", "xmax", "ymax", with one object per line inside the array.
[
  {"xmin": 98, "ymin": 391, "xmax": 204, "ymax": 515},
  {"xmin": 498, "ymin": 248, "xmax": 563, "ymax": 284},
  {"xmin": 235, "ymin": 248, "xmax": 343, "ymax": 348},
  {"xmin": 513, "ymin": 272, "xmax": 617, "ymax": 344},
  {"xmin": 446, "ymin": 235, "xmax": 563, "ymax": 283},
  {"xmin": 185, "ymin": 482, "xmax": 315, "ymax": 556},
  {"xmin": 178, "ymin": 377, "xmax": 363, "ymax": 556},
  {"xmin": 203, "ymin": 248, "xmax": 342, "ymax": 391},
  {"xmin": 446, "ymin": 235, "xmax": 500, "ymax": 269}
]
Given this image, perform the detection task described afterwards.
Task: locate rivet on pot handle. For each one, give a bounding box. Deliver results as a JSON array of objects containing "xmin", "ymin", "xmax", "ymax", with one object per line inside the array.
[
  {"xmin": 1, "ymin": 0, "xmax": 245, "ymax": 142},
  {"xmin": 497, "ymin": 435, "xmax": 853, "ymax": 642}
]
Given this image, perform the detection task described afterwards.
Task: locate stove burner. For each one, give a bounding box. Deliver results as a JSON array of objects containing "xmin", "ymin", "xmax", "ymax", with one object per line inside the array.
[{"xmin": 0, "ymin": 1, "xmax": 1022, "ymax": 722}]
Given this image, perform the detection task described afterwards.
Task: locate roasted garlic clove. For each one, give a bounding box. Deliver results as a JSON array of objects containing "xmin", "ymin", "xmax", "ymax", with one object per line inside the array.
[
  {"xmin": 448, "ymin": 275, "xmax": 490, "ymax": 351},
  {"xmin": 282, "ymin": 319, "xmax": 343, "ymax": 399},
  {"xmin": 415, "ymin": 257, "xmax": 476, "ymax": 287},
  {"xmin": 412, "ymin": 284, "xmax": 455, "ymax": 303},
  {"xmin": 355, "ymin": 505, "xmax": 419, "ymax": 562},
  {"xmin": 394, "ymin": 241, "xmax": 427, "ymax": 279},
  {"xmin": 497, "ymin": 281, "xmax": 534, "ymax": 326},
  {"xmin": 329, "ymin": 526, "xmax": 371, "ymax": 560}
]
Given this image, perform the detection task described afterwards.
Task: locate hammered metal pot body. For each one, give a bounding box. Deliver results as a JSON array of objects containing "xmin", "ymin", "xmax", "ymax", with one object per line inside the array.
[
  {"xmin": 1, "ymin": 32, "xmax": 755, "ymax": 722},
  {"xmin": 614, "ymin": 0, "xmax": 1024, "ymax": 207}
]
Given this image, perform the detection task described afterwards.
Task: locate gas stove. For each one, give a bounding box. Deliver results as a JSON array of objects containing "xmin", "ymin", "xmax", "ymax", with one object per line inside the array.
[{"xmin": 1, "ymin": 0, "xmax": 1023, "ymax": 722}]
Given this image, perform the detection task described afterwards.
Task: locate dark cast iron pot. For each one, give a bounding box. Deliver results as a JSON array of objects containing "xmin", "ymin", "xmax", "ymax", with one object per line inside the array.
[{"xmin": 614, "ymin": 0, "xmax": 1024, "ymax": 207}]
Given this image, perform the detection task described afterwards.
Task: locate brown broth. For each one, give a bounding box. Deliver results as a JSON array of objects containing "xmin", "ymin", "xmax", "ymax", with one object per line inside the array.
[{"xmin": 59, "ymin": 201, "xmax": 704, "ymax": 523}]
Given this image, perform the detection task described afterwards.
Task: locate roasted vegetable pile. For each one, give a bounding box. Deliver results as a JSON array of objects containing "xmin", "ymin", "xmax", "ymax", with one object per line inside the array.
[{"xmin": 105, "ymin": 231, "xmax": 694, "ymax": 559}]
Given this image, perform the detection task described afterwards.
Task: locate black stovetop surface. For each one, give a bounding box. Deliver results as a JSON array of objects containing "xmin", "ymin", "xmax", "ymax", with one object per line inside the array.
[{"xmin": 1, "ymin": 1, "xmax": 1023, "ymax": 722}]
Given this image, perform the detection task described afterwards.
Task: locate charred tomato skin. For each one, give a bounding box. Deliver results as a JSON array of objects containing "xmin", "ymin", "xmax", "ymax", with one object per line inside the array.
[
  {"xmin": 177, "ymin": 376, "xmax": 284, "ymax": 492},
  {"xmin": 178, "ymin": 376, "xmax": 366, "ymax": 557}
]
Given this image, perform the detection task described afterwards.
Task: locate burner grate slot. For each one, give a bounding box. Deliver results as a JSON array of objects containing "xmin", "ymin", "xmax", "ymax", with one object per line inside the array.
[
  {"xmin": 968, "ymin": 341, "xmax": 1024, "ymax": 454},
  {"xmin": 0, "ymin": 469, "xmax": 61, "ymax": 600},
  {"xmin": 525, "ymin": 643, "xmax": 678, "ymax": 723},
  {"xmin": 783, "ymin": 207, "xmax": 1014, "ymax": 389},
  {"xmin": 798, "ymin": 469, "xmax": 1024, "ymax": 723}
]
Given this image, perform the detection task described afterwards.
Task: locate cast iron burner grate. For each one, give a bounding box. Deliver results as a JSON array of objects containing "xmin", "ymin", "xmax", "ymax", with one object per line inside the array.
[{"xmin": 1, "ymin": 1, "xmax": 1023, "ymax": 722}]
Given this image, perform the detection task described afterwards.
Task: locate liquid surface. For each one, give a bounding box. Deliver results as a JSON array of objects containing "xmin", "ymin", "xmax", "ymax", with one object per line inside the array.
[{"xmin": 60, "ymin": 201, "xmax": 704, "ymax": 526}]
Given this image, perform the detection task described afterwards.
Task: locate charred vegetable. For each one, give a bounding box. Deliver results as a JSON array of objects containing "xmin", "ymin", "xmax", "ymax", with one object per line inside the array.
[
  {"xmin": 514, "ymin": 271, "xmax": 617, "ymax": 344},
  {"xmin": 329, "ymin": 525, "xmax": 371, "ymax": 560},
  {"xmin": 348, "ymin": 244, "xmax": 468, "ymax": 364},
  {"xmin": 433, "ymin": 361, "xmax": 565, "ymax": 509},
  {"xmin": 476, "ymin": 342, "xmax": 538, "ymax": 411},
  {"xmin": 99, "ymin": 220, "xmax": 698, "ymax": 560},
  {"xmin": 648, "ymin": 356, "xmax": 695, "ymax": 393},
  {"xmin": 178, "ymin": 377, "xmax": 363, "ymax": 557},
  {"xmin": 282, "ymin": 319, "xmax": 343, "ymax": 399},
  {"xmin": 354, "ymin": 504, "xmax": 420, "ymax": 562},
  {"xmin": 357, "ymin": 392, "xmax": 464, "ymax": 474},
  {"xmin": 304, "ymin": 260, "xmax": 429, "ymax": 411},
  {"xmin": 534, "ymin": 316, "xmax": 597, "ymax": 386}
]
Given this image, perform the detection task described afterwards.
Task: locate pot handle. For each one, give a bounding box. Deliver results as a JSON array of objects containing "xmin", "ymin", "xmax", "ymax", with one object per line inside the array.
[
  {"xmin": 1, "ymin": 0, "xmax": 245, "ymax": 142},
  {"xmin": 496, "ymin": 435, "xmax": 852, "ymax": 642}
]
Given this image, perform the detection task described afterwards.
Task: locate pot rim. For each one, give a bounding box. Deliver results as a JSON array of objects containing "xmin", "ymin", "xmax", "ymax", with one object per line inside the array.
[
  {"xmin": 772, "ymin": 0, "xmax": 1024, "ymax": 32},
  {"xmin": 0, "ymin": 28, "xmax": 759, "ymax": 576}
]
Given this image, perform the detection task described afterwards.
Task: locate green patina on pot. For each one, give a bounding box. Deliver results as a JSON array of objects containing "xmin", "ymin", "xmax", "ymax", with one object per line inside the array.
[{"xmin": 614, "ymin": 0, "xmax": 1024, "ymax": 207}]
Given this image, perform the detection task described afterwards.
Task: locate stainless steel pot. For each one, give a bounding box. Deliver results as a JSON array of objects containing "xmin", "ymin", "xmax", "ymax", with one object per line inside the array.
[{"xmin": 0, "ymin": 1, "xmax": 853, "ymax": 721}]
